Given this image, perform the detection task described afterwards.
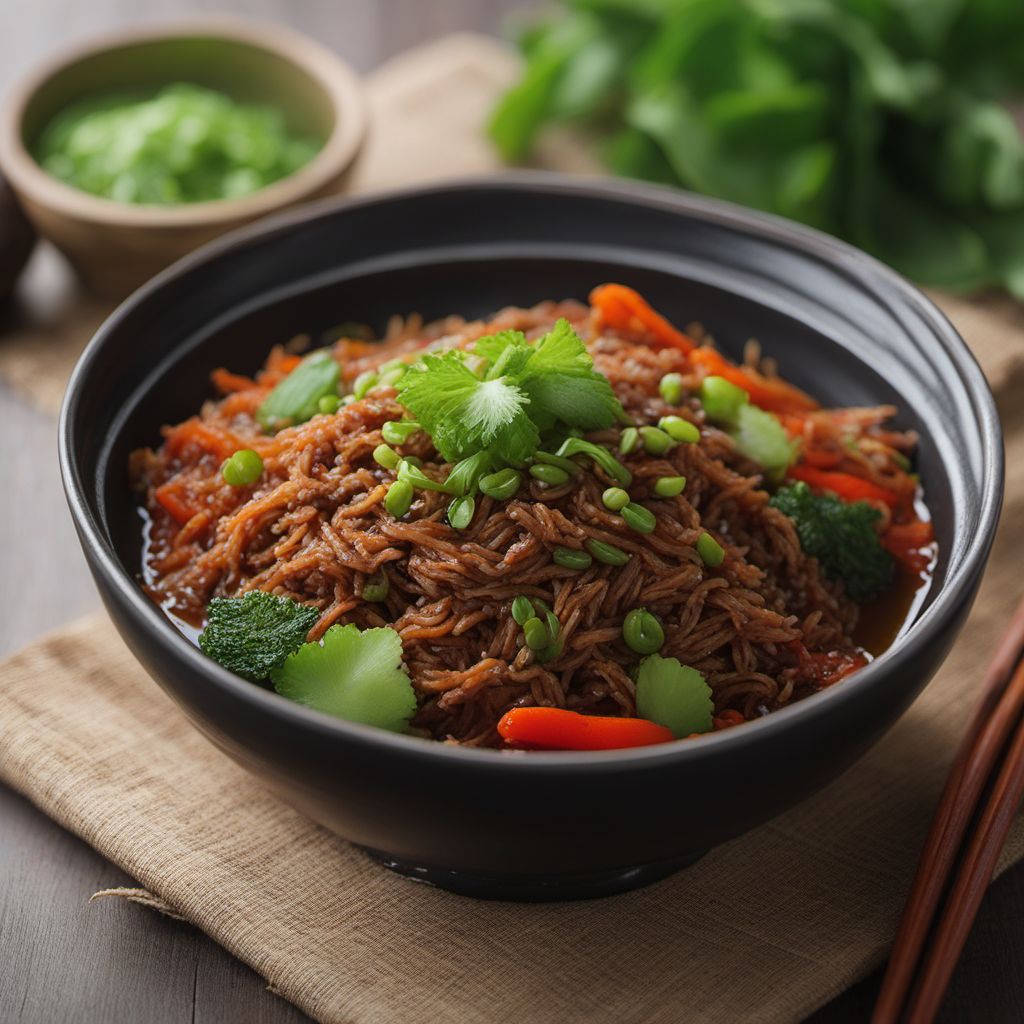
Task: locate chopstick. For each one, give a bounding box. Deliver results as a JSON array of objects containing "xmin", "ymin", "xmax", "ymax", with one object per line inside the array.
[{"xmin": 872, "ymin": 596, "xmax": 1024, "ymax": 1024}]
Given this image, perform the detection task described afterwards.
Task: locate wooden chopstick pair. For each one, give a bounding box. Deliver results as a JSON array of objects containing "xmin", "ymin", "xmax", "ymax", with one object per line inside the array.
[{"xmin": 872, "ymin": 596, "xmax": 1024, "ymax": 1024}]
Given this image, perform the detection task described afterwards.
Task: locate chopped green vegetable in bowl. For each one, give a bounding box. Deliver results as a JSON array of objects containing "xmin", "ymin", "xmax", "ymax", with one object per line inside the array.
[{"xmin": 35, "ymin": 83, "xmax": 322, "ymax": 205}]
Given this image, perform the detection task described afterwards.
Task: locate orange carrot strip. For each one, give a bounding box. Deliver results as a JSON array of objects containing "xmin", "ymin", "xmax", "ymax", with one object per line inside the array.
[
  {"xmin": 211, "ymin": 368, "xmax": 257, "ymax": 394},
  {"xmin": 713, "ymin": 709, "xmax": 747, "ymax": 731},
  {"xmin": 164, "ymin": 419, "xmax": 239, "ymax": 463},
  {"xmin": 589, "ymin": 283, "xmax": 696, "ymax": 353},
  {"xmin": 154, "ymin": 481, "xmax": 197, "ymax": 526},
  {"xmin": 787, "ymin": 464, "xmax": 900, "ymax": 508},
  {"xmin": 498, "ymin": 706, "xmax": 675, "ymax": 750},
  {"xmin": 688, "ymin": 347, "xmax": 819, "ymax": 415}
]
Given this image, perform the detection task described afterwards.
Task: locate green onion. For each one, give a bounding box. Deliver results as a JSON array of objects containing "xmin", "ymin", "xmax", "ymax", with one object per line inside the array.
[
  {"xmin": 373, "ymin": 444, "xmax": 400, "ymax": 470},
  {"xmin": 659, "ymin": 416, "xmax": 701, "ymax": 443},
  {"xmin": 533, "ymin": 450, "xmax": 582, "ymax": 476},
  {"xmin": 402, "ymin": 454, "xmax": 423, "ymax": 467},
  {"xmin": 353, "ymin": 370, "xmax": 378, "ymax": 399},
  {"xmin": 699, "ymin": 376, "xmax": 749, "ymax": 426},
  {"xmin": 398, "ymin": 459, "xmax": 455, "ymax": 493},
  {"xmin": 659, "ymin": 372, "xmax": 684, "ymax": 405},
  {"xmin": 444, "ymin": 451, "xmax": 493, "ymax": 496},
  {"xmin": 543, "ymin": 608, "xmax": 560, "ymax": 639},
  {"xmin": 257, "ymin": 350, "xmax": 340, "ymax": 431},
  {"xmin": 619, "ymin": 427, "xmax": 640, "ymax": 455},
  {"xmin": 553, "ymin": 546, "xmax": 593, "ymax": 570},
  {"xmin": 622, "ymin": 608, "xmax": 665, "ymax": 655},
  {"xmin": 381, "ymin": 420, "xmax": 421, "ymax": 445},
  {"xmin": 362, "ymin": 573, "xmax": 389, "ymax": 602},
  {"xmin": 317, "ymin": 394, "xmax": 341, "ymax": 415},
  {"xmin": 622, "ymin": 502, "xmax": 657, "ymax": 534},
  {"xmin": 556, "ymin": 437, "xmax": 632, "ymax": 486},
  {"xmin": 585, "ymin": 539, "xmax": 630, "ymax": 566},
  {"xmin": 654, "ymin": 475, "xmax": 686, "ymax": 497},
  {"xmin": 384, "ymin": 479, "xmax": 414, "ymax": 518},
  {"xmin": 640, "ymin": 426, "xmax": 675, "ymax": 455},
  {"xmin": 530, "ymin": 463, "xmax": 570, "ymax": 486},
  {"xmin": 221, "ymin": 448, "xmax": 264, "ymax": 487},
  {"xmin": 377, "ymin": 366, "xmax": 405, "ymax": 388},
  {"xmin": 697, "ymin": 531, "xmax": 725, "ymax": 567},
  {"xmin": 447, "ymin": 495, "xmax": 475, "ymax": 530},
  {"xmin": 602, "ymin": 486, "xmax": 630, "ymax": 512},
  {"xmin": 479, "ymin": 468, "xmax": 522, "ymax": 500},
  {"xmin": 511, "ymin": 596, "xmax": 535, "ymax": 625},
  {"xmin": 535, "ymin": 636, "xmax": 564, "ymax": 664},
  {"xmin": 523, "ymin": 616, "xmax": 550, "ymax": 651}
]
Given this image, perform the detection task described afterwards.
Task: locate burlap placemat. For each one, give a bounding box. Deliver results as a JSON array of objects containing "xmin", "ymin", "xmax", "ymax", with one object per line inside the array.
[{"xmin": 2, "ymin": 33, "xmax": 1024, "ymax": 1024}]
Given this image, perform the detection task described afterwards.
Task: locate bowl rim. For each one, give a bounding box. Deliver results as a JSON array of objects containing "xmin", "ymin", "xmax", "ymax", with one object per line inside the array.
[
  {"xmin": 0, "ymin": 16, "xmax": 367, "ymax": 226},
  {"xmin": 59, "ymin": 171, "xmax": 1005, "ymax": 772}
]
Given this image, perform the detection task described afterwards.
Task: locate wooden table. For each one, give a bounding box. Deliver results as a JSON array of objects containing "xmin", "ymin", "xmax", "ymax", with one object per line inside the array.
[{"xmin": 2, "ymin": 3, "xmax": 1022, "ymax": 1021}]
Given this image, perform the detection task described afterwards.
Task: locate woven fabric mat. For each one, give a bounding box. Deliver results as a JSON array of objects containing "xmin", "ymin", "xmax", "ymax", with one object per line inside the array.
[{"xmin": 2, "ymin": 33, "xmax": 1024, "ymax": 1024}]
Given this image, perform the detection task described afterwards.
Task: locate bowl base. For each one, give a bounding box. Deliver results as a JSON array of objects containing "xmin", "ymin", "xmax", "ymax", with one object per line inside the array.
[{"xmin": 357, "ymin": 846, "xmax": 706, "ymax": 902}]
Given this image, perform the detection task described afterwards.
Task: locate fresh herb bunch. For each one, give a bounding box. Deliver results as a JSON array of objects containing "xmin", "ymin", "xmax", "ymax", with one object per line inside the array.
[{"xmin": 491, "ymin": 0, "xmax": 1024, "ymax": 296}]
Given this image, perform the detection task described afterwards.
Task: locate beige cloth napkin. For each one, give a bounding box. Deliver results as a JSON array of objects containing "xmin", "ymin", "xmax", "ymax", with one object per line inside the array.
[{"xmin": 2, "ymin": 33, "xmax": 1024, "ymax": 1024}]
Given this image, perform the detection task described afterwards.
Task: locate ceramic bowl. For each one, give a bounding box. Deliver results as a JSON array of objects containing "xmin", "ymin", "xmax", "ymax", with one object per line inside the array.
[
  {"xmin": 0, "ymin": 19, "xmax": 366, "ymax": 296},
  {"xmin": 59, "ymin": 175, "xmax": 1003, "ymax": 900}
]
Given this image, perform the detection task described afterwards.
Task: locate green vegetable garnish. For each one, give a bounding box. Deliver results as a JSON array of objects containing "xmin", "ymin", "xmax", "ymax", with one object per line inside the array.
[
  {"xmin": 770, "ymin": 481, "xmax": 894, "ymax": 602},
  {"xmin": 659, "ymin": 372, "xmax": 684, "ymax": 405},
  {"xmin": 511, "ymin": 595, "xmax": 536, "ymax": 625},
  {"xmin": 585, "ymin": 538, "xmax": 630, "ymax": 566},
  {"xmin": 447, "ymin": 495, "xmax": 476, "ymax": 530},
  {"xmin": 699, "ymin": 376, "xmax": 748, "ymax": 426},
  {"xmin": 635, "ymin": 654, "xmax": 713, "ymax": 738},
  {"xmin": 623, "ymin": 608, "xmax": 665, "ymax": 655},
  {"xmin": 555, "ymin": 437, "xmax": 632, "ymax": 486},
  {"xmin": 384, "ymin": 479, "xmax": 414, "ymax": 518},
  {"xmin": 553, "ymin": 546, "xmax": 593, "ymax": 570},
  {"xmin": 640, "ymin": 425, "xmax": 675, "ymax": 455},
  {"xmin": 36, "ymin": 83, "xmax": 321, "ymax": 206},
  {"xmin": 221, "ymin": 448, "xmax": 263, "ymax": 487},
  {"xmin": 373, "ymin": 444, "xmax": 400, "ymax": 470},
  {"xmin": 530, "ymin": 463, "xmax": 571, "ymax": 486},
  {"xmin": 696, "ymin": 532, "xmax": 725, "ymax": 568},
  {"xmin": 731, "ymin": 404, "xmax": 798, "ymax": 481},
  {"xmin": 654, "ymin": 475, "xmax": 686, "ymax": 497},
  {"xmin": 622, "ymin": 502, "xmax": 657, "ymax": 534},
  {"xmin": 658, "ymin": 416, "xmax": 700, "ymax": 443},
  {"xmin": 271, "ymin": 624, "xmax": 416, "ymax": 733},
  {"xmin": 198, "ymin": 591, "xmax": 318, "ymax": 683},
  {"xmin": 444, "ymin": 451, "xmax": 494, "ymax": 496},
  {"xmin": 479, "ymin": 467, "xmax": 523, "ymax": 500},
  {"xmin": 395, "ymin": 319, "xmax": 625, "ymax": 467},
  {"xmin": 523, "ymin": 616, "xmax": 551, "ymax": 651},
  {"xmin": 619, "ymin": 426, "xmax": 640, "ymax": 455},
  {"xmin": 257, "ymin": 350, "xmax": 340, "ymax": 432},
  {"xmin": 602, "ymin": 486, "xmax": 630, "ymax": 512},
  {"xmin": 490, "ymin": 2, "xmax": 1024, "ymax": 299},
  {"xmin": 362, "ymin": 573, "xmax": 389, "ymax": 603}
]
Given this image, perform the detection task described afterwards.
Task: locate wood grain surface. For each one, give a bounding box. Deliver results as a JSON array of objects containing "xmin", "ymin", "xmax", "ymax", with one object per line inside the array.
[{"xmin": 1, "ymin": 2, "xmax": 1022, "ymax": 1022}]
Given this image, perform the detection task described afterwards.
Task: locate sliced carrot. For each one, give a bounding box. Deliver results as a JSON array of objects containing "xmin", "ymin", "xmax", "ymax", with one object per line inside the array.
[
  {"xmin": 688, "ymin": 347, "xmax": 819, "ymax": 415},
  {"xmin": 589, "ymin": 283, "xmax": 696, "ymax": 353},
  {"xmin": 787, "ymin": 464, "xmax": 900, "ymax": 508},
  {"xmin": 154, "ymin": 480, "xmax": 197, "ymax": 526},
  {"xmin": 211, "ymin": 368, "xmax": 257, "ymax": 394},
  {"xmin": 163, "ymin": 419, "xmax": 239, "ymax": 463},
  {"xmin": 498, "ymin": 706, "xmax": 674, "ymax": 750},
  {"xmin": 713, "ymin": 709, "xmax": 747, "ymax": 731}
]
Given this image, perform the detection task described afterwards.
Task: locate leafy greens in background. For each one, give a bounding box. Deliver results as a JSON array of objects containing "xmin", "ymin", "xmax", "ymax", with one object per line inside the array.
[{"xmin": 490, "ymin": 0, "xmax": 1024, "ymax": 296}]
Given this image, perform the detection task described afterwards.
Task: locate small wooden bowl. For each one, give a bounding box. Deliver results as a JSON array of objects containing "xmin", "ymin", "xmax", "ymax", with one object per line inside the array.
[{"xmin": 0, "ymin": 19, "xmax": 367, "ymax": 297}]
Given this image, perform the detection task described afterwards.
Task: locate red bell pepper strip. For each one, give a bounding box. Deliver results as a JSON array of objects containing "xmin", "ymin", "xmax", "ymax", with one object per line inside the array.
[
  {"xmin": 787, "ymin": 464, "xmax": 900, "ymax": 508},
  {"xmin": 498, "ymin": 706, "xmax": 675, "ymax": 750},
  {"xmin": 883, "ymin": 519, "xmax": 935, "ymax": 573}
]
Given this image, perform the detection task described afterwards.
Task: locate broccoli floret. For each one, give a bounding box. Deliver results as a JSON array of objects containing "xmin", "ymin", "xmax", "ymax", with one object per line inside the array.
[
  {"xmin": 198, "ymin": 591, "xmax": 319, "ymax": 681},
  {"xmin": 770, "ymin": 481, "xmax": 893, "ymax": 603}
]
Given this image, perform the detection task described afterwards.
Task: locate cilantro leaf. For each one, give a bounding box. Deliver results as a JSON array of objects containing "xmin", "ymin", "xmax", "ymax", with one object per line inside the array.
[
  {"xmin": 396, "ymin": 350, "xmax": 539, "ymax": 463},
  {"xmin": 635, "ymin": 654, "xmax": 714, "ymax": 738},
  {"xmin": 271, "ymin": 624, "xmax": 417, "ymax": 733},
  {"xmin": 512, "ymin": 319, "xmax": 624, "ymax": 431},
  {"xmin": 199, "ymin": 591, "xmax": 319, "ymax": 682}
]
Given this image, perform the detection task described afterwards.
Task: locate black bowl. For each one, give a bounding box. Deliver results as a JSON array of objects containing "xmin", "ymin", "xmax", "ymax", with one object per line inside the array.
[{"xmin": 60, "ymin": 174, "xmax": 1003, "ymax": 900}]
